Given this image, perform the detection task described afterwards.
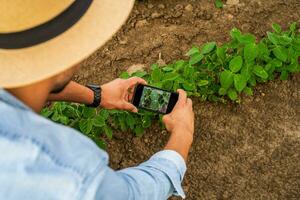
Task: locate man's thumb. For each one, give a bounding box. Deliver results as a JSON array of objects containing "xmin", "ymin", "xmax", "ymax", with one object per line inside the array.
[{"xmin": 123, "ymin": 102, "xmax": 138, "ymax": 113}]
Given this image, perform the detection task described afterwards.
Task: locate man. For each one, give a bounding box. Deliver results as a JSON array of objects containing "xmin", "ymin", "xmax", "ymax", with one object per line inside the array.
[{"xmin": 0, "ymin": 1, "xmax": 194, "ymax": 200}]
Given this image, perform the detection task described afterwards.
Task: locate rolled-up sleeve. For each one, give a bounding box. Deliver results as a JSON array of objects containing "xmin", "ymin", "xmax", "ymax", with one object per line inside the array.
[{"xmin": 86, "ymin": 150, "xmax": 186, "ymax": 200}]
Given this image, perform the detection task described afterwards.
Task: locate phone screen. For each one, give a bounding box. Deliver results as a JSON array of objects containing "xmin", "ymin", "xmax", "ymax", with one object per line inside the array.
[{"xmin": 139, "ymin": 86, "xmax": 172, "ymax": 113}]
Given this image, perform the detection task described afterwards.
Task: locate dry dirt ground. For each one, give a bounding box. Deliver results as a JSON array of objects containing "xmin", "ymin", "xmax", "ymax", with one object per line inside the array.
[{"xmin": 75, "ymin": 0, "xmax": 300, "ymax": 199}]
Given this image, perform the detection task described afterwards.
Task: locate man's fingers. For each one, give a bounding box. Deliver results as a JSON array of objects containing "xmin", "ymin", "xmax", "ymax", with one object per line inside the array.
[
  {"xmin": 162, "ymin": 115, "xmax": 170, "ymax": 124},
  {"xmin": 122, "ymin": 102, "xmax": 138, "ymax": 113},
  {"xmin": 127, "ymin": 77, "xmax": 147, "ymax": 86},
  {"xmin": 176, "ymin": 89, "xmax": 187, "ymax": 106},
  {"xmin": 187, "ymin": 98, "xmax": 192, "ymax": 107}
]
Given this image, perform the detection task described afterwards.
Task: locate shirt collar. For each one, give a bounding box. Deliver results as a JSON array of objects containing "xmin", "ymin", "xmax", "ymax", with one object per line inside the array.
[{"xmin": 0, "ymin": 88, "xmax": 32, "ymax": 111}]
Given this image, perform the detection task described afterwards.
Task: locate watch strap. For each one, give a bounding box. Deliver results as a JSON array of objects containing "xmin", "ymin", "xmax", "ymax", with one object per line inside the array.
[{"xmin": 86, "ymin": 84, "xmax": 101, "ymax": 108}]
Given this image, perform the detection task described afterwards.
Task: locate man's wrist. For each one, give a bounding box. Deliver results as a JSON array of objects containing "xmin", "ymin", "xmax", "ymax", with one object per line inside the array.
[
  {"xmin": 164, "ymin": 128, "xmax": 193, "ymax": 162},
  {"xmin": 171, "ymin": 129, "xmax": 193, "ymax": 145}
]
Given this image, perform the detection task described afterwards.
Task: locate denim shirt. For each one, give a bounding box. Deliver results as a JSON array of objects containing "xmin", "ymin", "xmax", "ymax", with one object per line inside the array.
[{"xmin": 0, "ymin": 89, "xmax": 186, "ymax": 200}]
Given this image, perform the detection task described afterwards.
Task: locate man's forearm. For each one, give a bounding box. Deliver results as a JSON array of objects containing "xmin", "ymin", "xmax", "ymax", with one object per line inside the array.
[
  {"xmin": 48, "ymin": 81, "xmax": 94, "ymax": 105},
  {"xmin": 164, "ymin": 129, "xmax": 193, "ymax": 162}
]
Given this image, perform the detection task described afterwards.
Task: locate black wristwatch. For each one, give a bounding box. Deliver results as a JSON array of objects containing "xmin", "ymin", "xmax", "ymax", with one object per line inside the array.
[{"xmin": 86, "ymin": 84, "xmax": 102, "ymax": 108}]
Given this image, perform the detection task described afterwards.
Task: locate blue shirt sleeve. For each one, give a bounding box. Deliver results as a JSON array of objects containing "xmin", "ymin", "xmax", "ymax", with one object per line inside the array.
[{"xmin": 83, "ymin": 150, "xmax": 186, "ymax": 200}]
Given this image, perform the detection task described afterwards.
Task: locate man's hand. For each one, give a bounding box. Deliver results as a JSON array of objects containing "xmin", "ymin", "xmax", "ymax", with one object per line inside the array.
[
  {"xmin": 163, "ymin": 89, "xmax": 194, "ymax": 161},
  {"xmin": 101, "ymin": 77, "xmax": 147, "ymax": 112}
]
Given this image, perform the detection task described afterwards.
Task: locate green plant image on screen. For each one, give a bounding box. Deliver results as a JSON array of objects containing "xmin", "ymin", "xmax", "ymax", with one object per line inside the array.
[{"xmin": 139, "ymin": 86, "xmax": 171, "ymax": 113}]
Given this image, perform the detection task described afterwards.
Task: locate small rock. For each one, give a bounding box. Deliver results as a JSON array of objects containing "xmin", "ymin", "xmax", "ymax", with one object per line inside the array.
[
  {"xmin": 226, "ymin": 14, "xmax": 234, "ymax": 20},
  {"xmin": 261, "ymin": 93, "xmax": 265, "ymax": 96},
  {"xmin": 147, "ymin": 3, "xmax": 154, "ymax": 9},
  {"xmin": 185, "ymin": 4, "xmax": 193, "ymax": 12},
  {"xmin": 135, "ymin": 19, "xmax": 148, "ymax": 28},
  {"xmin": 172, "ymin": 11, "xmax": 183, "ymax": 18},
  {"xmin": 118, "ymin": 37, "xmax": 128, "ymax": 45},
  {"xmin": 158, "ymin": 4, "xmax": 165, "ymax": 9},
  {"xmin": 151, "ymin": 12, "xmax": 162, "ymax": 19},
  {"xmin": 175, "ymin": 4, "xmax": 184, "ymax": 10},
  {"xmin": 226, "ymin": 0, "xmax": 239, "ymax": 5},
  {"xmin": 127, "ymin": 64, "xmax": 147, "ymax": 75}
]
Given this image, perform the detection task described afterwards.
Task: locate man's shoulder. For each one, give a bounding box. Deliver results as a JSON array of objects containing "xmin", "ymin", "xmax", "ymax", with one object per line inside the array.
[{"xmin": 0, "ymin": 101, "xmax": 108, "ymax": 177}]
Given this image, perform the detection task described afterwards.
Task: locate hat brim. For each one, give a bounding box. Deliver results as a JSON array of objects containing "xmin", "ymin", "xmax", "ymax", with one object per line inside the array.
[{"xmin": 0, "ymin": 0, "xmax": 135, "ymax": 88}]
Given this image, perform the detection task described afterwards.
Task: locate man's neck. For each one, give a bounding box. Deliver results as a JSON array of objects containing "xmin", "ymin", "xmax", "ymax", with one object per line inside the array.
[{"xmin": 6, "ymin": 81, "xmax": 52, "ymax": 113}]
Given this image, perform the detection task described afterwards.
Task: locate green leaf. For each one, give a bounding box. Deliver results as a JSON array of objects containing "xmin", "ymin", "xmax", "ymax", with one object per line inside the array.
[
  {"xmin": 216, "ymin": 46, "xmax": 226, "ymax": 62},
  {"xmin": 79, "ymin": 119, "xmax": 93, "ymax": 134},
  {"xmin": 244, "ymin": 43, "xmax": 258, "ymax": 62},
  {"xmin": 41, "ymin": 109, "xmax": 53, "ymax": 118},
  {"xmin": 220, "ymin": 70, "xmax": 234, "ymax": 90},
  {"xmin": 63, "ymin": 105, "xmax": 80, "ymax": 118},
  {"xmin": 273, "ymin": 46, "xmax": 288, "ymax": 62},
  {"xmin": 238, "ymin": 34, "xmax": 256, "ymax": 44},
  {"xmin": 134, "ymin": 125, "xmax": 144, "ymax": 136},
  {"xmin": 118, "ymin": 114, "xmax": 127, "ymax": 132},
  {"xmin": 103, "ymin": 125, "xmax": 113, "ymax": 139},
  {"xmin": 162, "ymin": 80, "xmax": 173, "ymax": 90},
  {"xmin": 93, "ymin": 115, "xmax": 106, "ymax": 127},
  {"xmin": 126, "ymin": 114, "xmax": 136, "ymax": 129},
  {"xmin": 227, "ymin": 89, "xmax": 238, "ymax": 101},
  {"xmin": 132, "ymin": 71, "xmax": 147, "ymax": 78},
  {"xmin": 189, "ymin": 53, "xmax": 203, "ymax": 65},
  {"xmin": 280, "ymin": 70, "xmax": 289, "ymax": 80},
  {"xmin": 163, "ymin": 72, "xmax": 179, "ymax": 81},
  {"xmin": 82, "ymin": 107, "xmax": 96, "ymax": 118},
  {"xmin": 272, "ymin": 23, "xmax": 282, "ymax": 33},
  {"xmin": 152, "ymin": 82, "xmax": 163, "ymax": 88},
  {"xmin": 287, "ymin": 62, "xmax": 299, "ymax": 73},
  {"xmin": 182, "ymin": 82, "xmax": 195, "ymax": 91},
  {"xmin": 151, "ymin": 68, "xmax": 162, "ymax": 82},
  {"xmin": 119, "ymin": 71, "xmax": 130, "ymax": 79},
  {"xmin": 271, "ymin": 59, "xmax": 282, "ymax": 68},
  {"xmin": 201, "ymin": 42, "xmax": 216, "ymax": 54},
  {"xmin": 241, "ymin": 64, "xmax": 253, "ymax": 81},
  {"xmin": 229, "ymin": 56, "xmax": 243, "ymax": 73},
  {"xmin": 99, "ymin": 109, "xmax": 110, "ymax": 120},
  {"xmin": 59, "ymin": 116, "xmax": 69, "ymax": 125},
  {"xmin": 277, "ymin": 35, "xmax": 292, "ymax": 46},
  {"xmin": 184, "ymin": 65, "xmax": 195, "ymax": 77},
  {"xmin": 248, "ymin": 76, "xmax": 257, "ymax": 87},
  {"xmin": 162, "ymin": 66, "xmax": 174, "ymax": 72},
  {"xmin": 257, "ymin": 42, "xmax": 270, "ymax": 58},
  {"xmin": 198, "ymin": 80, "xmax": 209, "ymax": 87},
  {"xmin": 186, "ymin": 47, "xmax": 200, "ymax": 56},
  {"xmin": 51, "ymin": 111, "xmax": 60, "ymax": 122},
  {"xmin": 234, "ymin": 74, "xmax": 247, "ymax": 93},
  {"xmin": 151, "ymin": 63, "xmax": 159, "ymax": 70},
  {"xmin": 142, "ymin": 115, "xmax": 152, "ymax": 128},
  {"xmin": 243, "ymin": 87, "xmax": 253, "ymax": 96},
  {"xmin": 253, "ymin": 65, "xmax": 268, "ymax": 79},
  {"xmin": 174, "ymin": 60, "xmax": 186, "ymax": 71},
  {"xmin": 267, "ymin": 32, "xmax": 279, "ymax": 45},
  {"xmin": 215, "ymin": 0, "xmax": 223, "ymax": 8},
  {"xmin": 289, "ymin": 22, "xmax": 297, "ymax": 33},
  {"xmin": 218, "ymin": 88, "xmax": 227, "ymax": 95},
  {"xmin": 93, "ymin": 137, "xmax": 106, "ymax": 149},
  {"xmin": 230, "ymin": 28, "xmax": 242, "ymax": 41}
]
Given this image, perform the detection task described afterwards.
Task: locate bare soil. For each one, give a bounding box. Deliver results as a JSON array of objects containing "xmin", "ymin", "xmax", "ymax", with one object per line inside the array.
[{"xmin": 75, "ymin": 0, "xmax": 300, "ymax": 199}]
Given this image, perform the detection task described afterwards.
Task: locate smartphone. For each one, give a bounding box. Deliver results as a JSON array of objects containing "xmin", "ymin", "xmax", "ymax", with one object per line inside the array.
[{"xmin": 132, "ymin": 84, "xmax": 179, "ymax": 114}]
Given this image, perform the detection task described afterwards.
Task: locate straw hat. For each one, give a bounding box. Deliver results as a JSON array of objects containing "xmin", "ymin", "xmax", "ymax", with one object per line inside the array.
[{"xmin": 0, "ymin": 0, "xmax": 135, "ymax": 88}]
